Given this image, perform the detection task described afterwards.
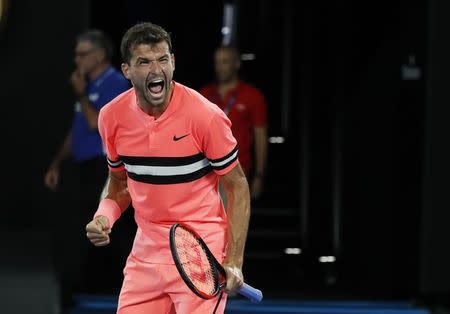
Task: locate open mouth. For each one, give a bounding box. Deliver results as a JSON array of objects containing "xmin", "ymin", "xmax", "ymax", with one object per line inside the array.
[{"xmin": 147, "ymin": 79, "xmax": 165, "ymax": 95}]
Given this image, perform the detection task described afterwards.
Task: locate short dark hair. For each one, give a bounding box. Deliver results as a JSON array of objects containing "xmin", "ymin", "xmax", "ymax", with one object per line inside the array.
[
  {"xmin": 120, "ymin": 22, "xmax": 172, "ymax": 64},
  {"xmin": 77, "ymin": 29, "xmax": 113, "ymax": 62}
]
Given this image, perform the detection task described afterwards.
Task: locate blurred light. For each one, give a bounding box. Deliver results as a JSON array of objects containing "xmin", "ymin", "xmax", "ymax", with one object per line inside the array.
[
  {"xmin": 319, "ymin": 256, "xmax": 336, "ymax": 263},
  {"xmin": 401, "ymin": 53, "xmax": 421, "ymax": 80},
  {"xmin": 241, "ymin": 53, "xmax": 256, "ymax": 61},
  {"xmin": 401, "ymin": 64, "xmax": 421, "ymax": 80},
  {"xmin": 221, "ymin": 26, "xmax": 230, "ymax": 35},
  {"xmin": 222, "ymin": 3, "xmax": 235, "ymax": 45},
  {"xmin": 269, "ymin": 136, "xmax": 285, "ymax": 144},
  {"xmin": 284, "ymin": 248, "xmax": 302, "ymax": 255}
]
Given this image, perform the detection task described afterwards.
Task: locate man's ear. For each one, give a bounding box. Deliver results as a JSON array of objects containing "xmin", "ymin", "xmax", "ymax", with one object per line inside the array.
[
  {"xmin": 171, "ymin": 54, "xmax": 175, "ymax": 71},
  {"xmin": 121, "ymin": 63, "xmax": 130, "ymax": 79}
]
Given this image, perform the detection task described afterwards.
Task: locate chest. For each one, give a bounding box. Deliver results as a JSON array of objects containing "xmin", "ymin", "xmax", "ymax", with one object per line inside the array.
[
  {"xmin": 213, "ymin": 93, "xmax": 252, "ymax": 124},
  {"xmin": 114, "ymin": 115, "xmax": 200, "ymax": 157}
]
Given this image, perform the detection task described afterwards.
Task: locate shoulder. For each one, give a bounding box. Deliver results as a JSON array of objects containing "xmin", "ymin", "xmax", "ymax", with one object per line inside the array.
[
  {"xmin": 239, "ymin": 81, "xmax": 265, "ymax": 98},
  {"xmin": 110, "ymin": 67, "xmax": 127, "ymax": 81},
  {"xmin": 199, "ymin": 83, "xmax": 216, "ymax": 96},
  {"xmin": 176, "ymin": 84, "xmax": 231, "ymax": 144},
  {"xmin": 99, "ymin": 88, "xmax": 133, "ymax": 121},
  {"xmin": 108, "ymin": 68, "xmax": 129, "ymax": 85},
  {"xmin": 177, "ymin": 83, "xmax": 223, "ymax": 118},
  {"xmin": 175, "ymin": 83, "xmax": 229, "ymax": 139}
]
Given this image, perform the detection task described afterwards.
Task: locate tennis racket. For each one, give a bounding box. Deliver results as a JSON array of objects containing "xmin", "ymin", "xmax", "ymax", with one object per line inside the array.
[{"xmin": 169, "ymin": 223, "xmax": 263, "ymax": 303}]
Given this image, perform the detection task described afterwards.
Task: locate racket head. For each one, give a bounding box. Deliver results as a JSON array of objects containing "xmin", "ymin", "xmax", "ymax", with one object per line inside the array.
[{"xmin": 169, "ymin": 223, "xmax": 224, "ymax": 299}]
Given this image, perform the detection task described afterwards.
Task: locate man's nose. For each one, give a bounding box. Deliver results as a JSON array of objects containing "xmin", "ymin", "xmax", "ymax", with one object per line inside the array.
[{"xmin": 149, "ymin": 60, "xmax": 163, "ymax": 72}]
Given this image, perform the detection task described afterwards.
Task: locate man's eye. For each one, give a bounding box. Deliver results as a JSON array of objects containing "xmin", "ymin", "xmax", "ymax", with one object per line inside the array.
[
  {"xmin": 159, "ymin": 58, "xmax": 169, "ymax": 63},
  {"xmin": 139, "ymin": 60, "xmax": 149, "ymax": 65}
]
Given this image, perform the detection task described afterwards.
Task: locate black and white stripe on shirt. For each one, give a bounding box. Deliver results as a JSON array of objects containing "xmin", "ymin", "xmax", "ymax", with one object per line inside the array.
[
  {"xmin": 107, "ymin": 157, "xmax": 124, "ymax": 168},
  {"xmin": 106, "ymin": 146, "xmax": 238, "ymax": 184}
]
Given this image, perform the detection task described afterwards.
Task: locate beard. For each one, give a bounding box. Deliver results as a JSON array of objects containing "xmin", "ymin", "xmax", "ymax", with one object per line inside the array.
[{"xmin": 134, "ymin": 73, "xmax": 172, "ymax": 109}]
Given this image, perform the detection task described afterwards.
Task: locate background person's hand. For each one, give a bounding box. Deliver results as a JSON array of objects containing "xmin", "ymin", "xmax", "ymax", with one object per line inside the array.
[
  {"xmin": 86, "ymin": 216, "xmax": 111, "ymax": 246},
  {"xmin": 70, "ymin": 68, "xmax": 87, "ymax": 97},
  {"xmin": 44, "ymin": 167, "xmax": 60, "ymax": 191}
]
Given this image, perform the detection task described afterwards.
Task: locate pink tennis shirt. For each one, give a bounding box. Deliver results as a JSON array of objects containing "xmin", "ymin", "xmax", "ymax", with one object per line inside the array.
[{"xmin": 98, "ymin": 81, "xmax": 238, "ymax": 263}]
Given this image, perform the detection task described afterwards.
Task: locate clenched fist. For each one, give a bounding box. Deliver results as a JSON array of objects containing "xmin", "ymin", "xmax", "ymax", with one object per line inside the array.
[
  {"xmin": 222, "ymin": 263, "xmax": 244, "ymax": 294},
  {"xmin": 86, "ymin": 216, "xmax": 111, "ymax": 246},
  {"xmin": 70, "ymin": 68, "xmax": 87, "ymax": 97},
  {"xmin": 44, "ymin": 167, "xmax": 60, "ymax": 191}
]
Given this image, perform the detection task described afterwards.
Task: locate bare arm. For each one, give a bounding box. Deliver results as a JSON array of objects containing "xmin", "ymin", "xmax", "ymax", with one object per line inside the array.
[
  {"xmin": 253, "ymin": 126, "xmax": 268, "ymax": 177},
  {"xmin": 102, "ymin": 170, "xmax": 131, "ymax": 210},
  {"xmin": 251, "ymin": 126, "xmax": 268, "ymax": 199},
  {"xmin": 220, "ymin": 163, "xmax": 251, "ymax": 292},
  {"xmin": 44, "ymin": 131, "xmax": 72, "ymax": 190},
  {"xmin": 86, "ymin": 170, "xmax": 131, "ymax": 247},
  {"xmin": 50, "ymin": 131, "xmax": 72, "ymax": 169},
  {"xmin": 99, "ymin": 176, "xmax": 110, "ymax": 201},
  {"xmin": 78, "ymin": 95, "xmax": 99, "ymax": 130}
]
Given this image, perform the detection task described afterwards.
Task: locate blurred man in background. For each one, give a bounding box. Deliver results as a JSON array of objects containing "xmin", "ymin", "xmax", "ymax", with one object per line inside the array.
[
  {"xmin": 200, "ymin": 45, "xmax": 268, "ymax": 200},
  {"xmin": 44, "ymin": 29, "xmax": 130, "ymax": 302}
]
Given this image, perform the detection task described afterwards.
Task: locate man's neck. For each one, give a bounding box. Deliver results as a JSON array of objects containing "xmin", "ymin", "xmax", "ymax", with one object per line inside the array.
[
  {"xmin": 88, "ymin": 62, "xmax": 110, "ymax": 81},
  {"xmin": 144, "ymin": 104, "xmax": 166, "ymax": 120},
  {"xmin": 139, "ymin": 81, "xmax": 174, "ymax": 120},
  {"xmin": 218, "ymin": 77, "xmax": 239, "ymax": 98}
]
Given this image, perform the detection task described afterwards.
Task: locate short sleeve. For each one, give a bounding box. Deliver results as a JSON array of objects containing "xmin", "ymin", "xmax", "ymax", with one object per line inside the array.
[
  {"xmin": 104, "ymin": 78, "xmax": 130, "ymax": 104},
  {"xmin": 202, "ymin": 111, "xmax": 239, "ymax": 175},
  {"xmin": 94, "ymin": 77, "xmax": 130, "ymax": 111},
  {"xmin": 250, "ymin": 90, "xmax": 268, "ymax": 127},
  {"xmin": 98, "ymin": 109, "xmax": 125, "ymax": 172}
]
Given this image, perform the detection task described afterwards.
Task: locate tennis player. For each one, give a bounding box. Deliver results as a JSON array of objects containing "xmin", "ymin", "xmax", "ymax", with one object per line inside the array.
[{"xmin": 85, "ymin": 22, "xmax": 251, "ymax": 314}]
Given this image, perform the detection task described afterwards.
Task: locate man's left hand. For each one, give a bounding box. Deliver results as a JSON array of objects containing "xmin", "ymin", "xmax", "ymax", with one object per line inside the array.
[{"xmin": 222, "ymin": 263, "xmax": 244, "ymax": 294}]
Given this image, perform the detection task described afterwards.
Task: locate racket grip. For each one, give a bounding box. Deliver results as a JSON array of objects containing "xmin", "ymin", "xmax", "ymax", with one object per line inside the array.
[{"xmin": 237, "ymin": 283, "xmax": 263, "ymax": 303}]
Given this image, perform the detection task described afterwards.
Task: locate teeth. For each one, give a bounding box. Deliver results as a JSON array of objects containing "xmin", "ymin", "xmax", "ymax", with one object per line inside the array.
[{"xmin": 150, "ymin": 79, "xmax": 164, "ymax": 84}]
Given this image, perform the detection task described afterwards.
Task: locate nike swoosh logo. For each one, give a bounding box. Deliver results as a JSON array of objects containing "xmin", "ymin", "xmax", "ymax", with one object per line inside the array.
[{"xmin": 173, "ymin": 134, "xmax": 190, "ymax": 141}]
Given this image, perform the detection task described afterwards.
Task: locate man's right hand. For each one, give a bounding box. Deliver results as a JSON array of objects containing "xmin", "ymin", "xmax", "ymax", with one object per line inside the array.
[
  {"xmin": 44, "ymin": 167, "xmax": 60, "ymax": 191},
  {"xmin": 86, "ymin": 216, "xmax": 111, "ymax": 247}
]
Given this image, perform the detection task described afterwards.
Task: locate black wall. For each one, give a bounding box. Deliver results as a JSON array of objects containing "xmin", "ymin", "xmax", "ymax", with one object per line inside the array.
[
  {"xmin": 420, "ymin": 0, "xmax": 450, "ymax": 302},
  {"xmin": 0, "ymin": 0, "xmax": 90, "ymax": 227},
  {"xmin": 0, "ymin": 0, "xmax": 90, "ymax": 311}
]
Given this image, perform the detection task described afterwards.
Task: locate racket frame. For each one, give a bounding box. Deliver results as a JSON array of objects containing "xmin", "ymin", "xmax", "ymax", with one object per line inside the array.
[{"xmin": 169, "ymin": 223, "xmax": 224, "ymax": 300}]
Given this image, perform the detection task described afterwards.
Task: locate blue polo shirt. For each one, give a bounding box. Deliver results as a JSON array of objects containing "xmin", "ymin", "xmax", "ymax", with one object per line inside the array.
[{"xmin": 71, "ymin": 66, "xmax": 130, "ymax": 163}]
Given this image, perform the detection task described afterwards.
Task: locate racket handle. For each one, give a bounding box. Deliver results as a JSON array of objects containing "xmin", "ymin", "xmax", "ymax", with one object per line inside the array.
[{"xmin": 237, "ymin": 283, "xmax": 263, "ymax": 303}]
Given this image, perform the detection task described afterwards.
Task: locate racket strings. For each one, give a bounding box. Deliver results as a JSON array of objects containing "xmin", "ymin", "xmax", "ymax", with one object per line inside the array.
[{"xmin": 174, "ymin": 227, "xmax": 218, "ymax": 294}]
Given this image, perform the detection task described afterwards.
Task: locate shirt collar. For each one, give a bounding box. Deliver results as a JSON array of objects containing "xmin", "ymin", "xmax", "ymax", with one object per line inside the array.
[{"xmin": 130, "ymin": 80, "xmax": 181, "ymax": 123}]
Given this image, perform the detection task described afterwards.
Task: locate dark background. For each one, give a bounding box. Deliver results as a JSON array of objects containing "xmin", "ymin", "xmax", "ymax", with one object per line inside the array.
[{"xmin": 0, "ymin": 0, "xmax": 449, "ymax": 312}]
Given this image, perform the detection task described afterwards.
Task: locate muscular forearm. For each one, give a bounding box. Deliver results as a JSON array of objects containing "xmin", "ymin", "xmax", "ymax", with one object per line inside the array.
[
  {"xmin": 95, "ymin": 171, "xmax": 131, "ymax": 227},
  {"xmin": 253, "ymin": 126, "xmax": 267, "ymax": 177},
  {"xmin": 104, "ymin": 172, "xmax": 131, "ymax": 211},
  {"xmin": 99, "ymin": 176, "xmax": 110, "ymax": 201},
  {"xmin": 223, "ymin": 167, "xmax": 251, "ymax": 268},
  {"xmin": 78, "ymin": 95, "xmax": 99, "ymax": 130}
]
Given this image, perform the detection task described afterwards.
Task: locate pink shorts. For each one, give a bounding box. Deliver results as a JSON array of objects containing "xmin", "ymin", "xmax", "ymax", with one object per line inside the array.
[{"xmin": 117, "ymin": 254, "xmax": 228, "ymax": 314}]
